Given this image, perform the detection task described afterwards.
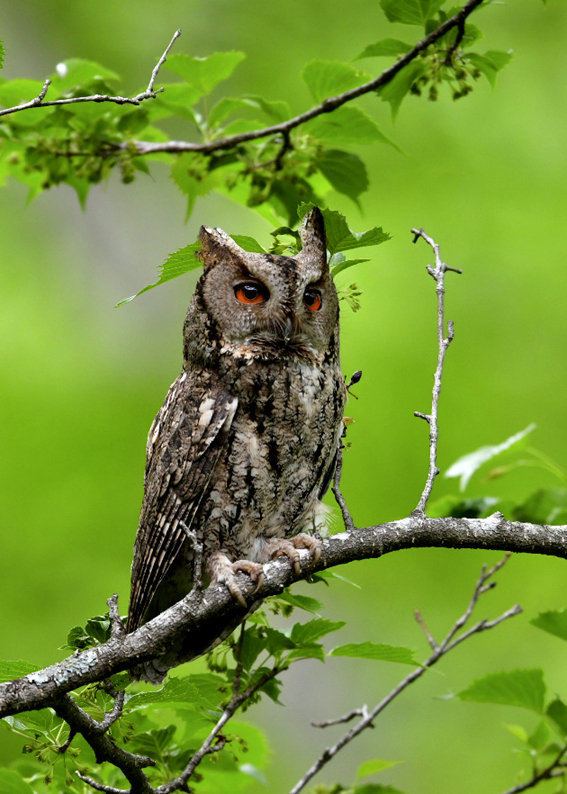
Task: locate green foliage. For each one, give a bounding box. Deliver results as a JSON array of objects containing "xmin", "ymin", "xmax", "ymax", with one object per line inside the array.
[
  {"xmin": 329, "ymin": 642, "xmax": 419, "ymax": 665},
  {"xmin": 458, "ymin": 669, "xmax": 546, "ymax": 714}
]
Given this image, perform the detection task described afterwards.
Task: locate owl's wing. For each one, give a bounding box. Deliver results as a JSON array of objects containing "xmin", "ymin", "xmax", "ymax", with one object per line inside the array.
[{"xmin": 127, "ymin": 370, "xmax": 238, "ymax": 632}]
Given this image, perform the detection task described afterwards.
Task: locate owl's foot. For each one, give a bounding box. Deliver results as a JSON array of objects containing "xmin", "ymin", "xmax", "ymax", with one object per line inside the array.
[
  {"xmin": 264, "ymin": 534, "xmax": 322, "ymax": 576},
  {"xmin": 208, "ymin": 551, "xmax": 264, "ymax": 607}
]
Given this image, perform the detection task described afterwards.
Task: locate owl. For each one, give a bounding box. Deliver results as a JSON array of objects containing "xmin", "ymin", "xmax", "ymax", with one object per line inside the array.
[{"xmin": 127, "ymin": 207, "xmax": 346, "ymax": 682}]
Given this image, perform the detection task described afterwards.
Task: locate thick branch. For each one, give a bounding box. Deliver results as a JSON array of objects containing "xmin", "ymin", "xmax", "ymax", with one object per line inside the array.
[
  {"xmin": 1, "ymin": 513, "xmax": 566, "ymax": 718},
  {"xmin": 128, "ymin": 0, "xmax": 484, "ymax": 156}
]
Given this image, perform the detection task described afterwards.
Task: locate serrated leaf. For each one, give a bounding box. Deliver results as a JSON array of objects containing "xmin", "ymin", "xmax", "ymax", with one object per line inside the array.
[
  {"xmin": 127, "ymin": 673, "xmax": 224, "ymax": 710},
  {"xmin": 357, "ymin": 759, "xmax": 402, "ymax": 779},
  {"xmin": 303, "ymin": 60, "xmax": 371, "ymax": 103},
  {"xmin": 330, "ymin": 257, "xmax": 370, "ymax": 278},
  {"xmin": 287, "ymin": 644, "xmax": 326, "ymax": 662},
  {"xmin": 330, "ymin": 642, "xmax": 419, "ymax": 666},
  {"xmin": 356, "ymin": 39, "xmax": 413, "ymax": 59},
  {"xmin": 244, "ymin": 94, "xmax": 290, "ymax": 122},
  {"xmin": 531, "ymin": 610, "xmax": 567, "ymax": 642},
  {"xmin": 230, "ymin": 234, "xmax": 267, "ymax": 253},
  {"xmin": 305, "ymin": 105, "xmax": 398, "ymax": 146},
  {"xmin": 208, "ymin": 96, "xmax": 259, "ymax": 127},
  {"xmin": 380, "ymin": 0, "xmax": 446, "ymax": 25},
  {"xmin": 547, "ymin": 698, "xmax": 567, "ymax": 736},
  {"xmin": 164, "ymin": 51, "xmax": 245, "ymax": 96},
  {"xmin": 0, "ymin": 660, "xmax": 39, "ymax": 683},
  {"xmin": 316, "ymin": 149, "xmax": 369, "ymax": 203},
  {"xmin": 117, "ymin": 242, "xmax": 201, "ymax": 306},
  {"xmin": 458, "ymin": 669, "xmax": 546, "ymax": 714},
  {"xmin": 321, "ymin": 208, "xmax": 391, "ymax": 255},
  {"xmin": 49, "ymin": 58, "xmax": 119, "ymax": 92},
  {"xmin": 0, "ymin": 769, "xmax": 35, "ymax": 794},
  {"xmin": 467, "ymin": 50, "xmax": 513, "ymax": 88},
  {"xmin": 278, "ymin": 591, "xmax": 323, "ymax": 614},
  {"xmin": 445, "ymin": 424, "xmax": 537, "ymax": 491},
  {"xmin": 290, "ymin": 619, "xmax": 345, "ymax": 645},
  {"xmin": 380, "ymin": 60, "xmax": 427, "ymax": 119}
]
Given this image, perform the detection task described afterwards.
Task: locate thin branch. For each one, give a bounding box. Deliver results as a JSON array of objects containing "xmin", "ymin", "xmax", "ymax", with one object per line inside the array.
[
  {"xmin": 312, "ymin": 706, "xmax": 371, "ymax": 729},
  {"xmin": 154, "ymin": 665, "xmax": 286, "ymax": 794},
  {"xmin": 0, "ymin": 29, "xmax": 181, "ymax": 118},
  {"xmin": 289, "ymin": 556, "xmax": 520, "ymax": 794},
  {"xmin": 332, "ymin": 445, "xmax": 356, "ymax": 531},
  {"xmin": 2, "ymin": 513, "xmax": 567, "ymax": 719},
  {"xmin": 125, "ymin": 0, "xmax": 484, "ymax": 157},
  {"xmin": 107, "ymin": 594, "xmax": 125, "ymax": 640},
  {"xmin": 500, "ymin": 746, "xmax": 567, "ymax": 794},
  {"xmin": 411, "ymin": 227, "xmax": 462, "ymax": 515}
]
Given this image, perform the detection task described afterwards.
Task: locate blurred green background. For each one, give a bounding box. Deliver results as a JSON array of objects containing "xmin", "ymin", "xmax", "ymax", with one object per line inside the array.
[{"xmin": 2, "ymin": 1, "xmax": 567, "ymax": 791}]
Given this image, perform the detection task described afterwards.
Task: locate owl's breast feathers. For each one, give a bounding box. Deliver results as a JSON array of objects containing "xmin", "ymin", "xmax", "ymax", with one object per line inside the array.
[{"xmin": 128, "ymin": 355, "xmax": 345, "ymax": 633}]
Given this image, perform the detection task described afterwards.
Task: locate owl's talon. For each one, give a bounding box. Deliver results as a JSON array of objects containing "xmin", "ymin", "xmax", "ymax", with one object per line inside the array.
[
  {"xmin": 265, "ymin": 534, "xmax": 321, "ymax": 576},
  {"xmin": 208, "ymin": 552, "xmax": 264, "ymax": 606}
]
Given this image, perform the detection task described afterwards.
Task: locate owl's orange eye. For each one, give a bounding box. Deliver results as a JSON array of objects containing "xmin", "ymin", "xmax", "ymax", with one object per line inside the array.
[
  {"xmin": 304, "ymin": 288, "xmax": 322, "ymax": 312},
  {"xmin": 234, "ymin": 283, "xmax": 269, "ymax": 304}
]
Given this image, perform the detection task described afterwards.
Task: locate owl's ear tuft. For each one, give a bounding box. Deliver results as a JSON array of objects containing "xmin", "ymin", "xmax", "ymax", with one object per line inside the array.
[
  {"xmin": 198, "ymin": 226, "xmax": 246, "ymax": 270},
  {"xmin": 297, "ymin": 207, "xmax": 327, "ymax": 267}
]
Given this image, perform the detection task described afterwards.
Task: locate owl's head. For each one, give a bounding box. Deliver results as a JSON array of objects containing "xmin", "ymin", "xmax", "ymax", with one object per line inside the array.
[{"xmin": 184, "ymin": 208, "xmax": 340, "ymax": 365}]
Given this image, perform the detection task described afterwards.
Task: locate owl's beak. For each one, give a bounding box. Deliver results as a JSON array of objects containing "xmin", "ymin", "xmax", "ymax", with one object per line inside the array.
[{"xmin": 283, "ymin": 316, "xmax": 293, "ymax": 346}]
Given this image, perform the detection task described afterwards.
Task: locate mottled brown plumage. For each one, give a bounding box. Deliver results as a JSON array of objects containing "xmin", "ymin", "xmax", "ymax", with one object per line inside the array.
[{"xmin": 127, "ymin": 208, "xmax": 346, "ymax": 682}]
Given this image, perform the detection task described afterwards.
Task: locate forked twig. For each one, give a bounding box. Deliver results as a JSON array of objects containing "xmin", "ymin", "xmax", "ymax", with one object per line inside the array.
[
  {"xmin": 411, "ymin": 227, "xmax": 462, "ymax": 515},
  {"xmin": 289, "ymin": 555, "xmax": 520, "ymax": 794},
  {"xmin": 0, "ymin": 29, "xmax": 181, "ymax": 118}
]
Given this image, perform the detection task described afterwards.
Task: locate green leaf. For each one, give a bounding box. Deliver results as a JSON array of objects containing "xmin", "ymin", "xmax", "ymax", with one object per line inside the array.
[
  {"xmin": 0, "ymin": 41, "xmax": 4, "ymax": 70},
  {"xmin": 458, "ymin": 669, "xmax": 546, "ymax": 714},
  {"xmin": 305, "ymin": 105, "xmax": 398, "ymax": 146},
  {"xmin": 316, "ymin": 149, "xmax": 369, "ymax": 203},
  {"xmin": 230, "ymin": 235, "xmax": 267, "ymax": 253},
  {"xmin": 302, "ymin": 60, "xmax": 371, "ymax": 103},
  {"xmin": 290, "ymin": 618, "xmax": 345, "ymax": 645},
  {"xmin": 320, "ymin": 208, "xmax": 391, "ymax": 255},
  {"xmin": 380, "ymin": 60, "xmax": 427, "ymax": 118},
  {"xmin": 117, "ymin": 241, "xmax": 201, "ymax": 306},
  {"xmin": 244, "ymin": 94, "xmax": 290, "ymax": 122},
  {"xmin": 49, "ymin": 58, "xmax": 120, "ymax": 92},
  {"xmin": 445, "ymin": 424, "xmax": 537, "ymax": 491},
  {"xmin": 208, "ymin": 96, "xmax": 258, "ymax": 127},
  {"xmin": 278, "ymin": 591, "xmax": 323, "ymax": 614},
  {"xmin": 0, "ymin": 769, "xmax": 35, "ymax": 794},
  {"xmin": 356, "ymin": 39, "xmax": 413, "ymax": 59},
  {"xmin": 164, "ymin": 52, "xmax": 245, "ymax": 96},
  {"xmin": 467, "ymin": 50, "xmax": 513, "ymax": 88},
  {"xmin": 330, "ymin": 642, "xmax": 419, "ymax": 666},
  {"xmin": 547, "ymin": 698, "xmax": 567, "ymax": 736},
  {"xmin": 354, "ymin": 785, "xmax": 407, "ymax": 794},
  {"xmin": 513, "ymin": 489, "xmax": 567, "ymax": 525},
  {"xmin": 380, "ymin": 0, "xmax": 446, "ymax": 26},
  {"xmin": 0, "ymin": 660, "xmax": 39, "ymax": 683},
  {"xmin": 357, "ymin": 759, "xmax": 402, "ymax": 779},
  {"xmin": 127, "ymin": 673, "xmax": 224, "ymax": 710},
  {"xmin": 531, "ymin": 609, "xmax": 567, "ymax": 642},
  {"xmin": 287, "ymin": 644, "xmax": 326, "ymax": 662},
  {"xmin": 330, "ymin": 254, "xmax": 370, "ymax": 278},
  {"xmin": 528, "ymin": 719, "xmax": 551, "ymax": 750}
]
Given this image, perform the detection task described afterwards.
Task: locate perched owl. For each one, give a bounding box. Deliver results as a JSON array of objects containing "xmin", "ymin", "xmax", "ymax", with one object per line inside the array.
[{"xmin": 127, "ymin": 207, "xmax": 346, "ymax": 682}]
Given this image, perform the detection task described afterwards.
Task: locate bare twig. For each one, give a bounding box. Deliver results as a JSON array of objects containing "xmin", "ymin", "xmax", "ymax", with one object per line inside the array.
[
  {"xmin": 312, "ymin": 706, "xmax": 371, "ymax": 728},
  {"xmin": 288, "ymin": 556, "xmax": 520, "ymax": 794},
  {"xmin": 500, "ymin": 746, "xmax": 567, "ymax": 794},
  {"xmin": 332, "ymin": 445, "xmax": 356, "ymax": 531},
  {"xmin": 0, "ymin": 29, "xmax": 181, "ymax": 118},
  {"xmin": 411, "ymin": 227, "xmax": 462, "ymax": 515},
  {"xmin": 107, "ymin": 594, "xmax": 125, "ymax": 640}
]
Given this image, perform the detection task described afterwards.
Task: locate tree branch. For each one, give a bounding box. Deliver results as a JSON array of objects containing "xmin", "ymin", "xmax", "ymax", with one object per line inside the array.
[
  {"xmin": 126, "ymin": 0, "xmax": 484, "ymax": 157},
  {"xmin": 500, "ymin": 745, "xmax": 567, "ymax": 794},
  {"xmin": 288, "ymin": 555, "xmax": 520, "ymax": 794},
  {"xmin": 412, "ymin": 227, "xmax": 462, "ymax": 514},
  {"xmin": 1, "ymin": 512, "xmax": 565, "ymax": 718},
  {"xmin": 0, "ymin": 29, "xmax": 181, "ymax": 118}
]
